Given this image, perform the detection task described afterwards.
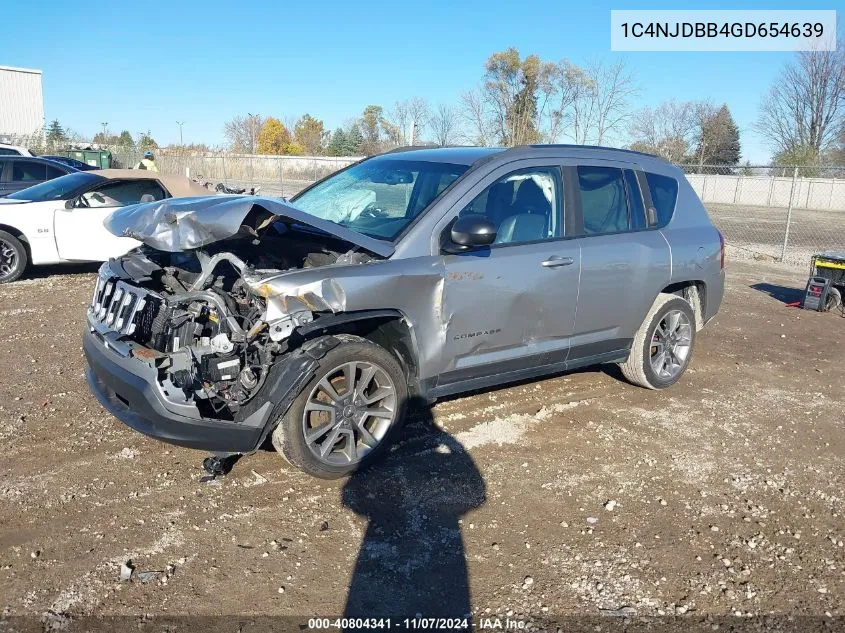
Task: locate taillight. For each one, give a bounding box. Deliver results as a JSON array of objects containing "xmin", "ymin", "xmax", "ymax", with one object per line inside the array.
[{"xmin": 718, "ymin": 229, "xmax": 725, "ymax": 269}]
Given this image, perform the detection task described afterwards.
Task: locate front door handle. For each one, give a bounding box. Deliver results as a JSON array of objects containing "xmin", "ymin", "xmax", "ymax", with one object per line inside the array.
[{"xmin": 541, "ymin": 256, "xmax": 574, "ymax": 268}]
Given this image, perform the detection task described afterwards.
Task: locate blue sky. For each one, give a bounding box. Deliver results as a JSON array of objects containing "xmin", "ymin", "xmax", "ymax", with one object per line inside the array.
[{"xmin": 3, "ymin": 0, "xmax": 839, "ymax": 162}]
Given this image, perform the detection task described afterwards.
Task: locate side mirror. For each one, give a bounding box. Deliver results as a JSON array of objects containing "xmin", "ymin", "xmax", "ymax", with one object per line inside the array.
[
  {"xmin": 444, "ymin": 214, "xmax": 497, "ymax": 253},
  {"xmin": 64, "ymin": 198, "xmax": 76, "ymax": 209}
]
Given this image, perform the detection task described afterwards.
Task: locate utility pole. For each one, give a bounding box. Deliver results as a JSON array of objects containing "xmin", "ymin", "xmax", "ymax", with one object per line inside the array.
[
  {"xmin": 176, "ymin": 121, "xmax": 185, "ymax": 146},
  {"xmin": 100, "ymin": 121, "xmax": 108, "ymax": 141}
]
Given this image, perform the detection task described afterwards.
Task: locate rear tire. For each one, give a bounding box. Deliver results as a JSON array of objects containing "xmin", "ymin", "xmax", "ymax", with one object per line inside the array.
[
  {"xmin": 271, "ymin": 335, "xmax": 408, "ymax": 479},
  {"xmin": 0, "ymin": 230, "xmax": 27, "ymax": 284},
  {"xmin": 619, "ymin": 293, "xmax": 696, "ymax": 390}
]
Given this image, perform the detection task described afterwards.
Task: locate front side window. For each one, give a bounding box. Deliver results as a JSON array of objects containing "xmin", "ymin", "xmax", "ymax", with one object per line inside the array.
[
  {"xmin": 79, "ymin": 180, "xmax": 166, "ymax": 208},
  {"xmin": 577, "ymin": 166, "xmax": 629, "ymax": 235},
  {"xmin": 12, "ymin": 161, "xmax": 47, "ymax": 182},
  {"xmin": 292, "ymin": 159, "xmax": 468, "ymax": 240},
  {"xmin": 459, "ymin": 168, "xmax": 561, "ymax": 245},
  {"xmin": 645, "ymin": 172, "xmax": 679, "ymax": 227}
]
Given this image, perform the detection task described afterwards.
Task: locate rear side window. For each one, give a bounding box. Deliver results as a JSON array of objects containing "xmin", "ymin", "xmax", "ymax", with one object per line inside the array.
[
  {"xmin": 577, "ymin": 166, "xmax": 629, "ymax": 235},
  {"xmin": 46, "ymin": 165, "xmax": 64, "ymax": 179},
  {"xmin": 645, "ymin": 173, "xmax": 679, "ymax": 227},
  {"xmin": 13, "ymin": 161, "xmax": 47, "ymax": 182}
]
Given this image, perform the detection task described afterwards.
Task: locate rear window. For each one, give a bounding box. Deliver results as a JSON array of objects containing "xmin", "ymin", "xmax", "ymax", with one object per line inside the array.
[{"xmin": 645, "ymin": 173, "xmax": 678, "ymax": 227}]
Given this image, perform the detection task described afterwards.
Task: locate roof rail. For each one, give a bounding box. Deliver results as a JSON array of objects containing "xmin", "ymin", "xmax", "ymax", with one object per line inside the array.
[
  {"xmin": 506, "ymin": 144, "xmax": 661, "ymax": 160},
  {"xmin": 379, "ymin": 144, "xmax": 476, "ymax": 155}
]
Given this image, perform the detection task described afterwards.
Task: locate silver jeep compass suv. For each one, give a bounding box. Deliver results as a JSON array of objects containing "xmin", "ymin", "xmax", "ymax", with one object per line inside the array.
[{"xmin": 84, "ymin": 145, "xmax": 725, "ymax": 478}]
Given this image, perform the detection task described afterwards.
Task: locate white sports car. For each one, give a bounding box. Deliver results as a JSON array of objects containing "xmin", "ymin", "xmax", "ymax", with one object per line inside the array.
[{"xmin": 0, "ymin": 169, "xmax": 210, "ymax": 283}]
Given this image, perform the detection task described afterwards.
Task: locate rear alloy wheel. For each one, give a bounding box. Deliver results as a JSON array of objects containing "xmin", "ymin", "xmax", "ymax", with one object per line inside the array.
[
  {"xmin": 0, "ymin": 230, "xmax": 28, "ymax": 284},
  {"xmin": 272, "ymin": 335, "xmax": 407, "ymax": 479},
  {"xmin": 620, "ymin": 293, "xmax": 697, "ymax": 389}
]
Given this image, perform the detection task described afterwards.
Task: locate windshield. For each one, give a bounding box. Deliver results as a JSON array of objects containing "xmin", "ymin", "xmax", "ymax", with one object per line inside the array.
[
  {"xmin": 291, "ymin": 159, "xmax": 468, "ymax": 240},
  {"xmin": 6, "ymin": 172, "xmax": 103, "ymax": 202}
]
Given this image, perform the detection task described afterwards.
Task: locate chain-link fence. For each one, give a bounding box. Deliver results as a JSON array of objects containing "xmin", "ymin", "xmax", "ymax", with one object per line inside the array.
[
  {"xmin": 109, "ymin": 146, "xmax": 360, "ymax": 199},
  {"xmin": 681, "ymin": 165, "xmax": 845, "ymax": 267}
]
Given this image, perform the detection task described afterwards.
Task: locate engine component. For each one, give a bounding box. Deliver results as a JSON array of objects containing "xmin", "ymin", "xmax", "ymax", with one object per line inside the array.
[
  {"xmin": 201, "ymin": 356, "xmax": 242, "ymax": 383},
  {"xmin": 268, "ymin": 311, "xmax": 314, "ymax": 342}
]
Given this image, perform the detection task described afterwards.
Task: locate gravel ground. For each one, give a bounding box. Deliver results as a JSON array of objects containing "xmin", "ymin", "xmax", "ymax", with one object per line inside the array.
[{"xmin": 0, "ymin": 259, "xmax": 843, "ymax": 631}]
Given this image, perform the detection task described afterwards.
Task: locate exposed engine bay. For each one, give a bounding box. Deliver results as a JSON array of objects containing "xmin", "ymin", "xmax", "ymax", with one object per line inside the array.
[{"xmin": 90, "ymin": 209, "xmax": 378, "ymax": 420}]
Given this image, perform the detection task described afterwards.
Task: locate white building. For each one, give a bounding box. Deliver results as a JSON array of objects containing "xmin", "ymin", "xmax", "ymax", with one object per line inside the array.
[{"xmin": 0, "ymin": 65, "xmax": 45, "ymax": 139}]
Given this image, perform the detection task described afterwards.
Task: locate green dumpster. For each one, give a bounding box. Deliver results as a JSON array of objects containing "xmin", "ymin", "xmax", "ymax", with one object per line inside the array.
[{"xmin": 57, "ymin": 149, "xmax": 112, "ymax": 169}]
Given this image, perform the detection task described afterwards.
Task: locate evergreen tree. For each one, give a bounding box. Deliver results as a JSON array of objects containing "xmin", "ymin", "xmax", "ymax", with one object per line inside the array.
[
  {"xmin": 345, "ymin": 124, "xmax": 364, "ymax": 155},
  {"xmin": 326, "ymin": 128, "xmax": 348, "ymax": 156},
  {"xmin": 117, "ymin": 130, "xmax": 134, "ymax": 147},
  {"xmin": 46, "ymin": 120, "xmax": 66, "ymax": 146},
  {"xmin": 697, "ymin": 105, "xmax": 741, "ymax": 166}
]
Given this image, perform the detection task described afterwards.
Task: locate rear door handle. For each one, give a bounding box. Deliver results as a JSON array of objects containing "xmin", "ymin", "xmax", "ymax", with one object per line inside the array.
[{"xmin": 541, "ymin": 256, "xmax": 574, "ymax": 268}]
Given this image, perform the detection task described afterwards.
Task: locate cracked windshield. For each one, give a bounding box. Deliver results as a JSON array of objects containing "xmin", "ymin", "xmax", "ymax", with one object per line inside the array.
[{"xmin": 292, "ymin": 159, "xmax": 467, "ymax": 240}]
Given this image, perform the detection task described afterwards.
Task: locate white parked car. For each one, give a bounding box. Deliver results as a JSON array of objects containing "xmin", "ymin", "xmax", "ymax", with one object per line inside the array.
[
  {"xmin": 0, "ymin": 169, "xmax": 211, "ymax": 283},
  {"xmin": 0, "ymin": 143, "xmax": 35, "ymax": 157}
]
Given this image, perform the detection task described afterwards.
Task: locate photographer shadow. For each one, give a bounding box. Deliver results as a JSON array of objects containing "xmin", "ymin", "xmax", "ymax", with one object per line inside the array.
[{"xmin": 342, "ymin": 397, "xmax": 486, "ymax": 620}]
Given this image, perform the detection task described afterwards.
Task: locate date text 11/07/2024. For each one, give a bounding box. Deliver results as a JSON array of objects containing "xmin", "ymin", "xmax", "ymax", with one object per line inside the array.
[{"xmin": 307, "ymin": 617, "xmax": 527, "ymax": 629}]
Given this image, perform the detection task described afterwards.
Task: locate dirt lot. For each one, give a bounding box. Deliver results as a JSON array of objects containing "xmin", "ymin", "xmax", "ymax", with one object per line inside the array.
[{"xmin": 0, "ymin": 259, "xmax": 843, "ymax": 630}]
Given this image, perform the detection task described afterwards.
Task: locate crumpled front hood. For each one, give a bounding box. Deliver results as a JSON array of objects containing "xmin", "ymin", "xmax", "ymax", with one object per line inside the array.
[{"xmin": 104, "ymin": 195, "xmax": 394, "ymax": 257}]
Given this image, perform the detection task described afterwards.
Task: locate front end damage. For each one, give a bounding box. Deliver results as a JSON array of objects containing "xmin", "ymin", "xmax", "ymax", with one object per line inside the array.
[{"xmin": 83, "ymin": 196, "xmax": 391, "ymax": 453}]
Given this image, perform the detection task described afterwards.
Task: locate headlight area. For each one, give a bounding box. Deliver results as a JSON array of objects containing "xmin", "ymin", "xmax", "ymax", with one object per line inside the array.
[{"xmin": 88, "ymin": 252, "xmax": 316, "ymax": 424}]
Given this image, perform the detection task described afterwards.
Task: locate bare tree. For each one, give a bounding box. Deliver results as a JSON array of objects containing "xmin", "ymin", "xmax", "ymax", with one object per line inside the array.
[
  {"xmin": 569, "ymin": 60, "xmax": 639, "ymax": 145},
  {"xmin": 629, "ymin": 100, "xmax": 700, "ymax": 162},
  {"xmin": 429, "ymin": 104, "xmax": 459, "ymax": 146},
  {"xmin": 384, "ymin": 101, "xmax": 410, "ymax": 145},
  {"xmin": 538, "ymin": 60, "xmax": 588, "ymax": 142},
  {"xmin": 384, "ymin": 97, "xmax": 430, "ymax": 145},
  {"xmin": 755, "ymin": 44, "xmax": 845, "ymax": 158},
  {"xmin": 224, "ymin": 114, "xmax": 264, "ymax": 153},
  {"xmin": 406, "ymin": 97, "xmax": 430, "ymax": 144},
  {"xmin": 459, "ymin": 88, "xmax": 495, "ymax": 146}
]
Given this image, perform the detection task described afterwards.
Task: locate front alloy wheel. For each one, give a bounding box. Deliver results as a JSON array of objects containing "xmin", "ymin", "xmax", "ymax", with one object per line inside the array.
[
  {"xmin": 272, "ymin": 335, "xmax": 408, "ymax": 479},
  {"xmin": 302, "ymin": 360, "xmax": 398, "ymax": 466}
]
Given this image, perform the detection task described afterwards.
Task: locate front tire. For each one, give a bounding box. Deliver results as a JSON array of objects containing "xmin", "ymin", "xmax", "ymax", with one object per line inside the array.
[
  {"xmin": 271, "ymin": 335, "xmax": 408, "ymax": 479},
  {"xmin": 620, "ymin": 293, "xmax": 696, "ymax": 390},
  {"xmin": 0, "ymin": 230, "xmax": 28, "ymax": 284}
]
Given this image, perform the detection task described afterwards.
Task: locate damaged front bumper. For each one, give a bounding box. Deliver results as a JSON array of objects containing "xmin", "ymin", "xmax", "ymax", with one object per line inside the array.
[{"xmin": 84, "ymin": 325, "xmax": 337, "ymax": 453}]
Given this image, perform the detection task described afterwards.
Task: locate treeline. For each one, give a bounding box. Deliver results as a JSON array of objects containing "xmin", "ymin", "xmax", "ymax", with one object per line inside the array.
[
  {"xmin": 219, "ymin": 43, "xmax": 844, "ymax": 168},
  {"xmin": 41, "ymin": 43, "xmax": 844, "ymax": 168}
]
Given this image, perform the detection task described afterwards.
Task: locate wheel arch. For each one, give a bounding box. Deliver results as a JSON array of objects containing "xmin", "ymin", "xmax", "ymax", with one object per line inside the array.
[
  {"xmin": 661, "ymin": 279, "xmax": 706, "ymax": 330},
  {"xmin": 0, "ymin": 223, "xmax": 30, "ymax": 247},
  {"xmin": 0, "ymin": 222, "xmax": 32, "ymax": 265},
  {"xmin": 295, "ymin": 309, "xmax": 422, "ymax": 394}
]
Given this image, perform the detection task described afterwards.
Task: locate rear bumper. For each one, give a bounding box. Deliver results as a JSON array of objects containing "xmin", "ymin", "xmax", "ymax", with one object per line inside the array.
[
  {"xmin": 704, "ymin": 268, "xmax": 726, "ymax": 324},
  {"xmin": 83, "ymin": 329, "xmax": 268, "ymax": 452}
]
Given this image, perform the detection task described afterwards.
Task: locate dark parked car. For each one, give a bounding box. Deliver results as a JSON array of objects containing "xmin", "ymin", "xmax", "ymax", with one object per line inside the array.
[
  {"xmin": 0, "ymin": 156, "xmax": 77, "ymax": 196},
  {"xmin": 84, "ymin": 145, "xmax": 725, "ymax": 479},
  {"xmin": 40, "ymin": 155, "xmax": 99, "ymax": 171}
]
